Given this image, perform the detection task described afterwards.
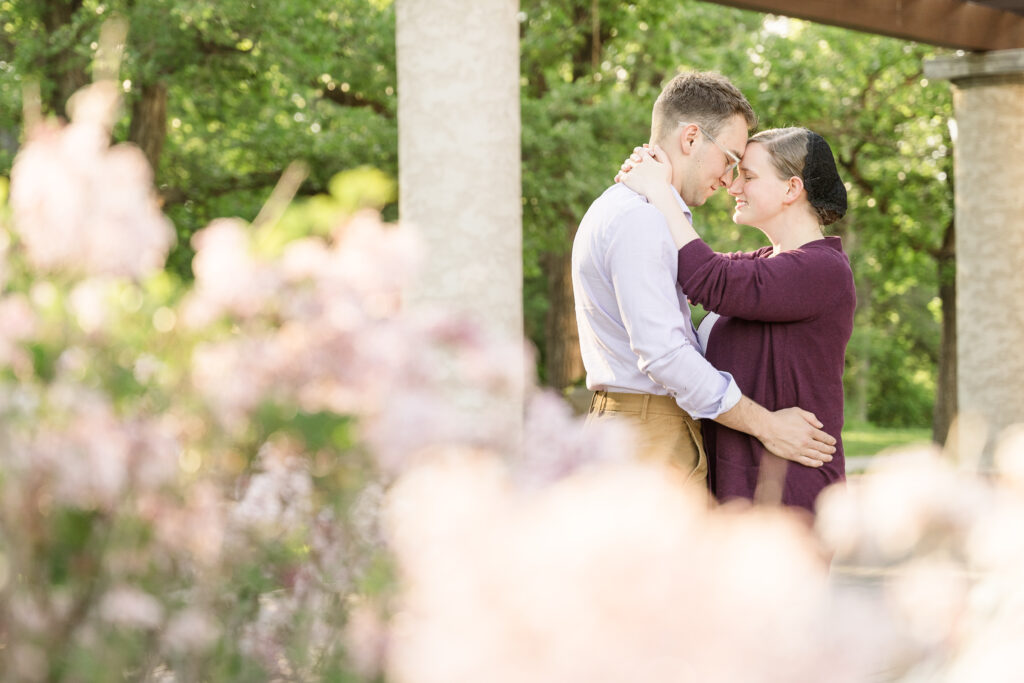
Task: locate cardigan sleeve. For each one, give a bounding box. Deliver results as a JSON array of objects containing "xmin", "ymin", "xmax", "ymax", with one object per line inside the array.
[{"xmin": 677, "ymin": 238, "xmax": 851, "ymax": 322}]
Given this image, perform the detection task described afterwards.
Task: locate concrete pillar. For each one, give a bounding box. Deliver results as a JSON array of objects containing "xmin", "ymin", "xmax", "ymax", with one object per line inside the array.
[
  {"xmin": 395, "ymin": 0, "xmax": 522, "ymax": 340},
  {"xmin": 924, "ymin": 50, "xmax": 1024, "ymax": 463},
  {"xmin": 395, "ymin": 0, "xmax": 524, "ymax": 448}
]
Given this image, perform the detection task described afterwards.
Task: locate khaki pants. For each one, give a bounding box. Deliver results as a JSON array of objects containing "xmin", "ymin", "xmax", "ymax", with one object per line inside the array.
[{"xmin": 586, "ymin": 390, "xmax": 708, "ymax": 486}]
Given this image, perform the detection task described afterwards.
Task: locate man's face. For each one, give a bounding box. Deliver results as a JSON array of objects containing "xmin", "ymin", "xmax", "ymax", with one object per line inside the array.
[{"xmin": 675, "ymin": 115, "xmax": 749, "ymax": 207}]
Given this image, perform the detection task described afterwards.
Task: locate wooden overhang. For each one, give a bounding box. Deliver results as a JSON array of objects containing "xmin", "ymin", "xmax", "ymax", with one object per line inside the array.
[{"xmin": 706, "ymin": 0, "xmax": 1024, "ymax": 51}]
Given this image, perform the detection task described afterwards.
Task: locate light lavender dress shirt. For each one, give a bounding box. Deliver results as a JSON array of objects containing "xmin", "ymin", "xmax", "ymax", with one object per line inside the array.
[{"xmin": 571, "ymin": 184, "xmax": 741, "ymax": 419}]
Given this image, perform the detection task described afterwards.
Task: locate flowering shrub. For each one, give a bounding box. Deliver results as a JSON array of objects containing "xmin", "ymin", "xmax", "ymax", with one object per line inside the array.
[
  {"xmin": 0, "ymin": 79, "xmax": 528, "ymax": 681},
  {"xmin": 3, "ymin": 80, "xmax": 1024, "ymax": 683}
]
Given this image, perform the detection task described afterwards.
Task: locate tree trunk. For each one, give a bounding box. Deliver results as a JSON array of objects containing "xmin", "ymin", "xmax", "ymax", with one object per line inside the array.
[
  {"xmin": 42, "ymin": 0, "xmax": 88, "ymax": 117},
  {"xmin": 933, "ymin": 218, "xmax": 957, "ymax": 444},
  {"xmin": 542, "ymin": 246, "xmax": 584, "ymax": 390},
  {"xmin": 128, "ymin": 82, "xmax": 169, "ymax": 175}
]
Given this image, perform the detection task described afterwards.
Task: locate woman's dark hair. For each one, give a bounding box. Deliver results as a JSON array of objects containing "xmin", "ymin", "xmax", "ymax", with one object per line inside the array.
[{"xmin": 748, "ymin": 127, "xmax": 848, "ymax": 226}]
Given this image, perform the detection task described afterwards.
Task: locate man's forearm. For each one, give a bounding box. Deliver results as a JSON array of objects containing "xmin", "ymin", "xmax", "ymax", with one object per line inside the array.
[
  {"xmin": 713, "ymin": 394, "xmax": 769, "ymax": 442},
  {"xmin": 713, "ymin": 395, "xmax": 836, "ymax": 467}
]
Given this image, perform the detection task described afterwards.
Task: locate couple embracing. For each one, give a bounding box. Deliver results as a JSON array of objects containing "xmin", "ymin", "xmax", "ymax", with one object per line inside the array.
[{"xmin": 572, "ymin": 71, "xmax": 854, "ymax": 516}]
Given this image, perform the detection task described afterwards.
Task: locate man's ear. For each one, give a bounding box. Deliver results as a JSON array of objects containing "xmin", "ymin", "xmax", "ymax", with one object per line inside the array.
[
  {"xmin": 783, "ymin": 176, "xmax": 805, "ymax": 205},
  {"xmin": 677, "ymin": 123, "xmax": 700, "ymax": 156}
]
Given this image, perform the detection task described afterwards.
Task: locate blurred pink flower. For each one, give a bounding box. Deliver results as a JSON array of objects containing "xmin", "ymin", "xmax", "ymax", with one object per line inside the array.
[
  {"xmin": 362, "ymin": 313, "xmax": 528, "ymax": 474},
  {"xmin": 162, "ymin": 607, "xmax": 221, "ymax": 654},
  {"xmin": 146, "ymin": 481, "xmax": 226, "ymax": 567},
  {"xmin": 9, "ymin": 83, "xmax": 173, "ymax": 278},
  {"xmin": 231, "ymin": 438, "xmax": 314, "ymax": 535},
  {"xmin": 515, "ymin": 390, "xmax": 632, "ymax": 488},
  {"xmin": 239, "ymin": 591, "xmax": 297, "ymax": 675},
  {"xmin": 69, "ymin": 278, "xmax": 115, "ymax": 334},
  {"xmin": 191, "ymin": 337, "xmax": 274, "ymax": 428},
  {"xmin": 185, "ymin": 218, "xmax": 281, "ymax": 326},
  {"xmin": 99, "ymin": 585, "xmax": 164, "ymax": 630},
  {"xmin": 343, "ymin": 597, "xmax": 389, "ymax": 679},
  {"xmin": 0, "ymin": 293, "xmax": 37, "ymax": 370},
  {"xmin": 4, "ymin": 385, "xmax": 181, "ymax": 511},
  {"xmin": 384, "ymin": 453, "xmax": 858, "ymax": 683},
  {"xmin": 816, "ymin": 447, "xmax": 987, "ymax": 565}
]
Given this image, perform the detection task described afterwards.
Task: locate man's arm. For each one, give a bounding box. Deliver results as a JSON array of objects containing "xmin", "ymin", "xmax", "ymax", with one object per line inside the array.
[
  {"xmin": 607, "ymin": 204, "xmax": 737, "ymax": 419},
  {"xmin": 715, "ymin": 395, "xmax": 835, "ymax": 467}
]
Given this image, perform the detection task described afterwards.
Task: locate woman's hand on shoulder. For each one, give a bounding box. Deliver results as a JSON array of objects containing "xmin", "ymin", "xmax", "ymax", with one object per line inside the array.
[{"xmin": 614, "ymin": 144, "xmax": 673, "ymax": 199}]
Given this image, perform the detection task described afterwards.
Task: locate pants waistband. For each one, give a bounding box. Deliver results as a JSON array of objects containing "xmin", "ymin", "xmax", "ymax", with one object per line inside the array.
[{"xmin": 589, "ymin": 390, "xmax": 696, "ymax": 421}]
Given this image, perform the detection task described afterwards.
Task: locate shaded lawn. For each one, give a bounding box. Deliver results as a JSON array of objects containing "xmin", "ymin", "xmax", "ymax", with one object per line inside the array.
[{"xmin": 842, "ymin": 421, "xmax": 933, "ymax": 458}]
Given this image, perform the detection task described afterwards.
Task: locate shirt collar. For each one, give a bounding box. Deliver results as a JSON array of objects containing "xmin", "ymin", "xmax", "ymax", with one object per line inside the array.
[
  {"xmin": 671, "ymin": 187, "xmax": 694, "ymax": 226},
  {"xmin": 637, "ymin": 184, "xmax": 693, "ymax": 226}
]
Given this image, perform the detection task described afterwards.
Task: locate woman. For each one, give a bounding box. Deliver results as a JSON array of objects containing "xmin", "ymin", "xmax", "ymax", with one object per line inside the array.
[{"xmin": 617, "ymin": 128, "xmax": 854, "ymax": 515}]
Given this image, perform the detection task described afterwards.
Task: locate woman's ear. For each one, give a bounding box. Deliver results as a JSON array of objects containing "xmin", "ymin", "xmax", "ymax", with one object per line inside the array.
[{"xmin": 783, "ymin": 176, "xmax": 805, "ymax": 205}]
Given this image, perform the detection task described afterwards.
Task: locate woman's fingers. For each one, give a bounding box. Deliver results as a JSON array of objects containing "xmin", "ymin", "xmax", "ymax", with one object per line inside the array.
[{"xmin": 617, "ymin": 143, "xmax": 660, "ymax": 181}]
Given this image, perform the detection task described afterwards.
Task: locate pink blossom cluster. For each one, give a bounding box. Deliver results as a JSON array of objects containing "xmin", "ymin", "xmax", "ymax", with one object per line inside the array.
[
  {"xmin": 384, "ymin": 453, "xmax": 863, "ymax": 683},
  {"xmin": 185, "ymin": 210, "xmax": 422, "ymax": 427},
  {"xmin": 185, "ymin": 209, "xmax": 528, "ymax": 475},
  {"xmin": 814, "ymin": 438, "xmax": 1024, "ymax": 680},
  {"xmin": 1, "ymin": 384, "xmax": 180, "ymax": 511},
  {"xmin": 9, "ymin": 83, "xmax": 174, "ymax": 278},
  {"xmin": 380, "ymin": 429, "xmax": 1024, "ymax": 683}
]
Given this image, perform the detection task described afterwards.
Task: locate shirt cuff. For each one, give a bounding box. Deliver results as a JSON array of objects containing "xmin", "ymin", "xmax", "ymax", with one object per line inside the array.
[
  {"xmin": 716, "ymin": 372, "xmax": 742, "ymax": 415},
  {"xmin": 680, "ymin": 371, "xmax": 741, "ymax": 420}
]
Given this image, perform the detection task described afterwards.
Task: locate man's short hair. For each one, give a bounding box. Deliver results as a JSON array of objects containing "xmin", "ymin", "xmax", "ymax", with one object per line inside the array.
[{"xmin": 651, "ymin": 71, "xmax": 757, "ymax": 142}]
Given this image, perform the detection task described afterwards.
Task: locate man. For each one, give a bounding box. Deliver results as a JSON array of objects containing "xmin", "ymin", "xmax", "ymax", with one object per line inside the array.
[{"xmin": 572, "ymin": 71, "xmax": 835, "ymax": 486}]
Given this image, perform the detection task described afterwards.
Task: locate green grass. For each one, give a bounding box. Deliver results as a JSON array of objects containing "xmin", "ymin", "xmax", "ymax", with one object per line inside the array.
[{"xmin": 842, "ymin": 421, "xmax": 933, "ymax": 458}]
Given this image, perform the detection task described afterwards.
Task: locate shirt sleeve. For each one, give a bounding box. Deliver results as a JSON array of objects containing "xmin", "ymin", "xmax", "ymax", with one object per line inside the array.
[
  {"xmin": 678, "ymin": 239, "xmax": 847, "ymax": 322},
  {"xmin": 606, "ymin": 206, "xmax": 741, "ymax": 419}
]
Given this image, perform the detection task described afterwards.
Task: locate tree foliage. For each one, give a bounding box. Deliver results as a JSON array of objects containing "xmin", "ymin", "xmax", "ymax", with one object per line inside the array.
[
  {"xmin": 0, "ymin": 0, "xmax": 398, "ymax": 275},
  {"xmin": 518, "ymin": 1, "xmax": 953, "ymax": 428},
  {"xmin": 0, "ymin": 0, "xmax": 953, "ymax": 427}
]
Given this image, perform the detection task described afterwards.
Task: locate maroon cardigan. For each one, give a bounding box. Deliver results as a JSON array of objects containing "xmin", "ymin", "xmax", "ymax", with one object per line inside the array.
[{"xmin": 678, "ymin": 236, "xmax": 855, "ymax": 514}]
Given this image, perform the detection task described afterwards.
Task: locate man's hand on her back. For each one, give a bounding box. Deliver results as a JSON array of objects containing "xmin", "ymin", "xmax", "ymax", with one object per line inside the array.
[{"xmin": 759, "ymin": 407, "xmax": 836, "ymax": 468}]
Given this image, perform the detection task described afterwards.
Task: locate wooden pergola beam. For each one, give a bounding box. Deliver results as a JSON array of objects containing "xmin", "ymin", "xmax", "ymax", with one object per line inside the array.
[{"xmin": 708, "ymin": 0, "xmax": 1024, "ymax": 51}]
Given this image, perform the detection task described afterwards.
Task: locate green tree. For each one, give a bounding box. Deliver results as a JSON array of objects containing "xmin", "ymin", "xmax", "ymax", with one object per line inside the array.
[
  {"xmin": 521, "ymin": 2, "xmax": 952, "ymax": 436},
  {"xmin": 0, "ymin": 0, "xmax": 398, "ymax": 276},
  {"xmin": 520, "ymin": 0, "xmax": 760, "ymax": 388},
  {"xmin": 727, "ymin": 21, "xmax": 954, "ymax": 434},
  {"xmin": 2, "ymin": 0, "xmax": 954, "ymax": 433}
]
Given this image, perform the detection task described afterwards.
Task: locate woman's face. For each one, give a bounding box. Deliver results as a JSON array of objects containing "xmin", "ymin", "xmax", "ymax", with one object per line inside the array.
[{"xmin": 727, "ymin": 142, "xmax": 792, "ymax": 227}]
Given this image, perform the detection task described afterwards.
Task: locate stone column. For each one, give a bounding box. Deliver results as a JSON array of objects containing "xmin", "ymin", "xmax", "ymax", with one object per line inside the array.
[
  {"xmin": 396, "ymin": 0, "xmax": 522, "ymax": 339},
  {"xmin": 396, "ymin": 0, "xmax": 524, "ymax": 448},
  {"xmin": 924, "ymin": 50, "xmax": 1024, "ymax": 464}
]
